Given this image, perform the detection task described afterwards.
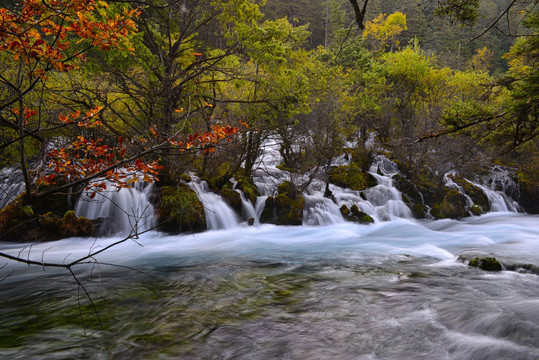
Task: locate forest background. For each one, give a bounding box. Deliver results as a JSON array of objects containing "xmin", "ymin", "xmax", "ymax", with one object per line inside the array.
[{"xmin": 0, "ymin": 0, "xmax": 537, "ymax": 240}]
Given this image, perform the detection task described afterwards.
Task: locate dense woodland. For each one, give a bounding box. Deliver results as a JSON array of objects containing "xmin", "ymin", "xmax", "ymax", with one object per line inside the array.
[{"xmin": 0, "ymin": 0, "xmax": 538, "ymax": 240}]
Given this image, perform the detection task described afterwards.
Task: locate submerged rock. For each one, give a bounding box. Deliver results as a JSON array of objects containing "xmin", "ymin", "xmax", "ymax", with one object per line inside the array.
[{"xmin": 458, "ymin": 255, "xmax": 503, "ymax": 271}]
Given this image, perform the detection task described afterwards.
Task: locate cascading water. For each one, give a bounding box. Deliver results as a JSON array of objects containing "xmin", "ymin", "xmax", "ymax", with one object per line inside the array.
[
  {"xmin": 230, "ymin": 179, "xmax": 258, "ymax": 224},
  {"xmin": 472, "ymin": 166, "xmax": 521, "ymax": 212},
  {"xmin": 75, "ymin": 181, "xmax": 157, "ymax": 236},
  {"xmin": 187, "ymin": 177, "xmax": 241, "ymax": 230},
  {"xmin": 444, "ymin": 170, "xmax": 475, "ymax": 211},
  {"xmin": 251, "ymin": 137, "xmax": 413, "ymax": 225},
  {"xmin": 443, "ymin": 167, "xmax": 521, "ymax": 214},
  {"xmin": 0, "ymin": 168, "xmax": 25, "ymax": 209}
]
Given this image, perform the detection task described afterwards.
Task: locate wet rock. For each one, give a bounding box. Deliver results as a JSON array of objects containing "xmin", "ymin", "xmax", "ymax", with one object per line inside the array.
[
  {"xmin": 234, "ymin": 176, "xmax": 259, "ymax": 205},
  {"xmin": 430, "ymin": 187, "xmax": 469, "ymax": 219},
  {"xmin": 340, "ymin": 204, "xmax": 374, "ymax": 224},
  {"xmin": 220, "ymin": 188, "xmax": 242, "ymax": 214},
  {"xmin": 458, "ymin": 255, "xmax": 503, "ymax": 271},
  {"xmin": 260, "ymin": 196, "xmax": 275, "ymax": 224},
  {"xmin": 260, "ymin": 182, "xmax": 305, "ymax": 225}
]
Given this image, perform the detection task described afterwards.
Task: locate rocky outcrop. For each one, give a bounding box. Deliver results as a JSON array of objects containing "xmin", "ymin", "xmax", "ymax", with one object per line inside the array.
[
  {"xmin": 329, "ymin": 164, "xmax": 377, "ymax": 191},
  {"xmin": 156, "ymin": 184, "xmax": 206, "ymax": 233},
  {"xmin": 260, "ymin": 181, "xmax": 304, "ymax": 225},
  {"xmin": 0, "ymin": 198, "xmax": 94, "ymax": 242}
]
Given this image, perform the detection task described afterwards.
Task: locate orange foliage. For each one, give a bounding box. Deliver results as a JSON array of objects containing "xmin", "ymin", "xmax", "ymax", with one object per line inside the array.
[
  {"xmin": 40, "ymin": 123, "xmax": 240, "ymax": 197},
  {"xmin": 1, "ymin": 1, "xmax": 240, "ymax": 197},
  {"xmin": 0, "ymin": 0, "xmax": 138, "ymax": 75}
]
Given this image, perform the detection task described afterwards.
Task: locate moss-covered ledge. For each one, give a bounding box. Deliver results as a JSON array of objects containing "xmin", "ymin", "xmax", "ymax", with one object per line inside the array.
[
  {"xmin": 156, "ymin": 184, "xmax": 206, "ymax": 234},
  {"xmin": 0, "ymin": 197, "xmax": 94, "ymax": 242}
]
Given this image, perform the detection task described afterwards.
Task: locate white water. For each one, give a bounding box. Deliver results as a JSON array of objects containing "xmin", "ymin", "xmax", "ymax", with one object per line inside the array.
[
  {"xmin": 1, "ymin": 214, "xmax": 538, "ymax": 359},
  {"xmin": 250, "ymin": 138, "xmax": 413, "ymax": 227},
  {"xmin": 188, "ymin": 177, "xmax": 241, "ymax": 230},
  {"xmin": 0, "ymin": 168, "xmax": 25, "ymax": 208},
  {"xmin": 74, "ymin": 181, "xmax": 157, "ymax": 236},
  {"xmin": 443, "ymin": 168, "xmax": 521, "ymax": 214}
]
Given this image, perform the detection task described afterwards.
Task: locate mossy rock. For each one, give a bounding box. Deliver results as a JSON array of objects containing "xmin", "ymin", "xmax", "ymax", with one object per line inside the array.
[
  {"xmin": 411, "ymin": 203, "xmax": 426, "ymax": 218},
  {"xmin": 393, "ymin": 174, "xmax": 423, "ymax": 204},
  {"xmin": 468, "ymin": 257, "xmax": 503, "ymax": 271},
  {"xmin": 179, "ymin": 174, "xmax": 192, "ymax": 183},
  {"xmin": 329, "ymin": 164, "xmax": 376, "ymax": 191},
  {"xmin": 0, "ymin": 199, "xmax": 94, "ymax": 242},
  {"xmin": 220, "ymin": 188, "xmax": 242, "ymax": 214},
  {"xmin": 430, "ymin": 187, "xmax": 469, "ymax": 219},
  {"xmin": 277, "ymin": 181, "xmax": 299, "ymax": 199},
  {"xmin": 260, "ymin": 196, "xmax": 275, "ymax": 224},
  {"xmin": 470, "ymin": 205, "xmax": 483, "ymax": 216},
  {"xmin": 157, "ymin": 184, "xmax": 206, "ymax": 234},
  {"xmin": 60, "ymin": 210, "xmax": 93, "ymax": 238},
  {"xmin": 340, "ymin": 204, "xmax": 374, "ymax": 224},
  {"xmin": 351, "ymin": 204, "xmax": 374, "ymax": 224},
  {"xmin": 234, "ymin": 175, "xmax": 259, "ymax": 205},
  {"xmin": 340, "ymin": 205, "xmax": 350, "ymax": 217},
  {"xmin": 457, "ymin": 178, "xmax": 490, "ymax": 212},
  {"xmin": 274, "ymin": 193, "xmax": 305, "ymax": 225}
]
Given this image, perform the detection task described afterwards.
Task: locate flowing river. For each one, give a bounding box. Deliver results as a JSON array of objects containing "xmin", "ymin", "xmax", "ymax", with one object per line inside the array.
[{"xmin": 1, "ymin": 213, "xmax": 538, "ymax": 360}]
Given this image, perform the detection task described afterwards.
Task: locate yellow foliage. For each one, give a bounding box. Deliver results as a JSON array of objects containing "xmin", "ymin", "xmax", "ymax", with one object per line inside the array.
[{"xmin": 363, "ymin": 12, "xmax": 408, "ymax": 52}]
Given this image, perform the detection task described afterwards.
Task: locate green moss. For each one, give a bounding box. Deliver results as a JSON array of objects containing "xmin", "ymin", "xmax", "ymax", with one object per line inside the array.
[
  {"xmin": 179, "ymin": 174, "xmax": 192, "ymax": 183},
  {"xmin": 221, "ymin": 188, "xmax": 242, "ymax": 213},
  {"xmin": 60, "ymin": 210, "xmax": 93, "ymax": 237},
  {"xmin": 274, "ymin": 193, "xmax": 305, "ymax": 225},
  {"xmin": 340, "ymin": 205, "xmax": 350, "ymax": 217},
  {"xmin": 157, "ymin": 185, "xmax": 206, "ymax": 234},
  {"xmin": 234, "ymin": 175, "xmax": 259, "ymax": 205},
  {"xmin": 277, "ymin": 181, "xmax": 299, "ymax": 198},
  {"xmin": 329, "ymin": 164, "xmax": 376, "ymax": 191},
  {"xmin": 468, "ymin": 257, "xmax": 503, "ymax": 271},
  {"xmin": 430, "ymin": 187, "xmax": 469, "ymax": 219},
  {"xmin": 260, "ymin": 196, "xmax": 275, "ymax": 224},
  {"xmin": 0, "ymin": 199, "xmax": 94, "ymax": 242},
  {"xmin": 411, "ymin": 204, "xmax": 426, "ymax": 218},
  {"xmin": 470, "ymin": 205, "xmax": 483, "ymax": 216},
  {"xmin": 458, "ymin": 178, "xmax": 490, "ymax": 212},
  {"xmin": 340, "ymin": 204, "xmax": 374, "ymax": 224}
]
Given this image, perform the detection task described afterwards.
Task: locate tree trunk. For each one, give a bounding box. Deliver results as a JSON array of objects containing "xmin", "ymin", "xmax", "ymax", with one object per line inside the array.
[{"xmin": 17, "ymin": 93, "xmax": 32, "ymax": 203}]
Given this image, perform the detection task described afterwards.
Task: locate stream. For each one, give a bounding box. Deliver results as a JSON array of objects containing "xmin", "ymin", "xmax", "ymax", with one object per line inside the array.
[{"xmin": 1, "ymin": 213, "xmax": 538, "ymax": 360}]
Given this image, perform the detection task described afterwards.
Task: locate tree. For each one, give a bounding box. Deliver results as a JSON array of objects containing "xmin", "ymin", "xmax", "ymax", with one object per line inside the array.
[
  {"xmin": 0, "ymin": 0, "xmax": 140, "ymax": 200},
  {"xmin": 362, "ymin": 11, "xmax": 407, "ymax": 52}
]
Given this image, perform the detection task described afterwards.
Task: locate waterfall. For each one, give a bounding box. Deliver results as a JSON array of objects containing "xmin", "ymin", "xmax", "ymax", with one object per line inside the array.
[
  {"xmin": 443, "ymin": 167, "xmax": 521, "ymax": 214},
  {"xmin": 0, "ymin": 168, "xmax": 25, "ymax": 209},
  {"xmin": 443, "ymin": 170, "xmax": 475, "ymax": 210},
  {"xmin": 469, "ymin": 166, "xmax": 521, "ymax": 213},
  {"xmin": 251, "ymin": 137, "xmax": 413, "ymax": 225},
  {"xmin": 187, "ymin": 177, "xmax": 241, "ymax": 230},
  {"xmin": 230, "ymin": 178, "xmax": 258, "ymax": 224},
  {"xmin": 75, "ymin": 181, "xmax": 157, "ymax": 236}
]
